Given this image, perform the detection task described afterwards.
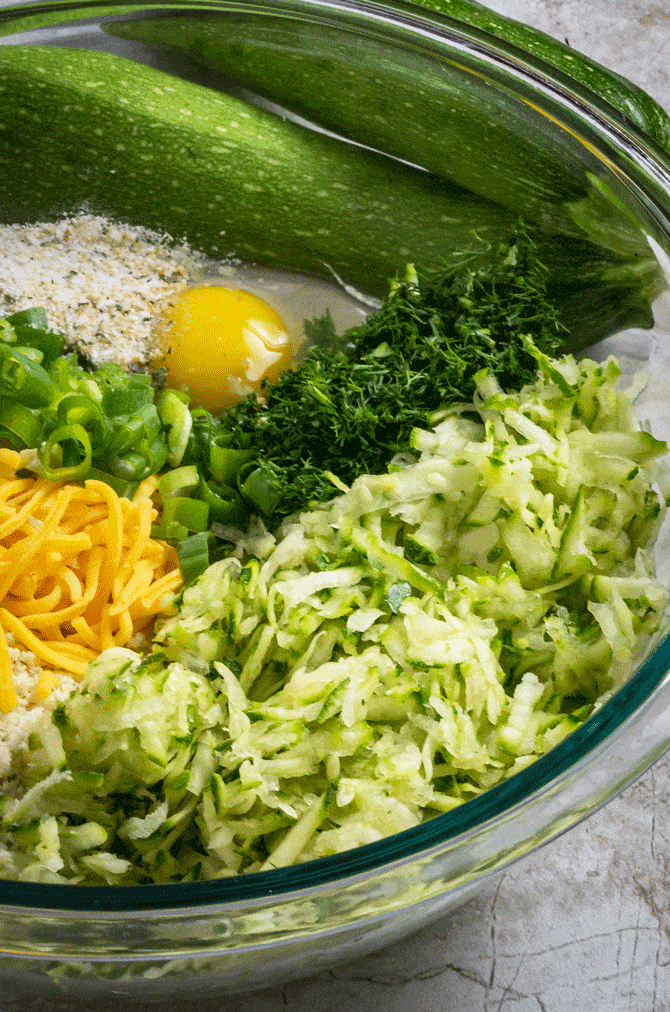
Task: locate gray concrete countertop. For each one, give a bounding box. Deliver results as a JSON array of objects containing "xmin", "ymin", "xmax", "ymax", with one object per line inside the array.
[
  {"xmin": 487, "ymin": 0, "xmax": 670, "ymax": 112},
  {"xmin": 3, "ymin": 2, "xmax": 670, "ymax": 1010}
]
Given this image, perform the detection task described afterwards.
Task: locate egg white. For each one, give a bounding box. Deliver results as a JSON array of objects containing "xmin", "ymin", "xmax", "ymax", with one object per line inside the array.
[{"xmin": 184, "ymin": 261, "xmax": 373, "ymax": 357}]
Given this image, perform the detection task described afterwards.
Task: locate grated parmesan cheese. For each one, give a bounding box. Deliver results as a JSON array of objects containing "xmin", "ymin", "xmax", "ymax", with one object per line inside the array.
[
  {"xmin": 0, "ymin": 214, "xmax": 204, "ymax": 370},
  {"xmin": 0, "ymin": 637, "xmax": 77, "ymax": 784}
]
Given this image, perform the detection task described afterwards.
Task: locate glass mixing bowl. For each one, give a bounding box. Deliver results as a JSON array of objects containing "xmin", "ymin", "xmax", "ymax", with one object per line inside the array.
[{"xmin": 1, "ymin": 0, "xmax": 670, "ymax": 1001}]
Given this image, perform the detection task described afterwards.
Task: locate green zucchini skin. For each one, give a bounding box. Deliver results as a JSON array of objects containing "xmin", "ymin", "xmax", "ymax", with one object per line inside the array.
[{"xmin": 0, "ymin": 45, "xmax": 517, "ymax": 298}]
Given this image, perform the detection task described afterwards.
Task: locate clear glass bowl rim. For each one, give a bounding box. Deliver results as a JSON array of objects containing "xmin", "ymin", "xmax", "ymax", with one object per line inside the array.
[{"xmin": 1, "ymin": 0, "xmax": 670, "ymax": 915}]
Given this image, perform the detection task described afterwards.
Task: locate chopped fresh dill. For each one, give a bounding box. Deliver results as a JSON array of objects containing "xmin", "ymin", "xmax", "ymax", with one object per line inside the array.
[{"xmin": 218, "ymin": 228, "xmax": 566, "ymax": 527}]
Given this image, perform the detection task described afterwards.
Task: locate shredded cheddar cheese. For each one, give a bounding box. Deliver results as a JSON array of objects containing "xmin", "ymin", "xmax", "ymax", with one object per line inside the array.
[{"xmin": 0, "ymin": 449, "xmax": 182, "ymax": 713}]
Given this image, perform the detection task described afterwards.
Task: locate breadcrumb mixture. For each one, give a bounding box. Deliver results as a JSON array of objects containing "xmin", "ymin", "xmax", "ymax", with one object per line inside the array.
[
  {"xmin": 0, "ymin": 639, "xmax": 77, "ymax": 784},
  {"xmin": 0, "ymin": 215, "xmax": 201, "ymax": 370}
]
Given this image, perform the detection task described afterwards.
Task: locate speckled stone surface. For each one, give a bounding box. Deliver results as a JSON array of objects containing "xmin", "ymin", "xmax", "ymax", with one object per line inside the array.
[{"xmin": 3, "ymin": 2, "xmax": 670, "ymax": 1010}]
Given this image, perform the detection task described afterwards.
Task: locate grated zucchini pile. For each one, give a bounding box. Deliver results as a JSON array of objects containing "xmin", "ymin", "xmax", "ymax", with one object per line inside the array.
[{"xmin": 0, "ymin": 343, "xmax": 667, "ymax": 883}]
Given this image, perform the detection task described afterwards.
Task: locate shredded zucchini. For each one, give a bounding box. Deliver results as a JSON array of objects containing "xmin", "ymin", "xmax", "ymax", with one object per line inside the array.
[{"xmin": 0, "ymin": 344, "xmax": 667, "ymax": 883}]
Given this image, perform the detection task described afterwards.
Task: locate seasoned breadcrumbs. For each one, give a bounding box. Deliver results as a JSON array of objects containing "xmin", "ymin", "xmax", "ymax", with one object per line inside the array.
[{"xmin": 0, "ymin": 214, "xmax": 202, "ymax": 371}]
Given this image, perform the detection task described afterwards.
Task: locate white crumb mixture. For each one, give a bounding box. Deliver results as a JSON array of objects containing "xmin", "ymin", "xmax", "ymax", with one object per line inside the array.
[
  {"xmin": 0, "ymin": 215, "xmax": 202, "ymax": 370},
  {"xmin": 0, "ymin": 640, "xmax": 77, "ymax": 784}
]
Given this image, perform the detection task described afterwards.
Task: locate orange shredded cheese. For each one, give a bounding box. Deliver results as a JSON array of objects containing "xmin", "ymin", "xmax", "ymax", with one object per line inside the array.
[
  {"xmin": 0, "ymin": 449, "xmax": 183, "ymax": 714},
  {"xmin": 0, "ymin": 622, "xmax": 18, "ymax": 713}
]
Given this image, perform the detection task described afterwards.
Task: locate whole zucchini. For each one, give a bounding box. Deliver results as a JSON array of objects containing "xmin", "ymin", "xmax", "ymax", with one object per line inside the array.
[
  {"xmin": 102, "ymin": 9, "xmax": 668, "ymax": 342},
  {"xmin": 3, "ymin": 0, "xmax": 669, "ymax": 156},
  {"xmin": 0, "ymin": 42, "xmax": 663, "ymax": 345},
  {"xmin": 105, "ymin": 12, "xmax": 590, "ymax": 225},
  {"xmin": 104, "ymin": 11, "xmax": 667, "ymax": 306},
  {"xmin": 105, "ymin": 8, "xmax": 670, "ymax": 234},
  {"xmin": 0, "ymin": 45, "xmax": 517, "ymax": 298}
]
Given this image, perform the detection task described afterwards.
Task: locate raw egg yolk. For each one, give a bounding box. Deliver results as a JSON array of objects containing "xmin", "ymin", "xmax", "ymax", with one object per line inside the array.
[{"xmin": 157, "ymin": 285, "xmax": 292, "ymax": 411}]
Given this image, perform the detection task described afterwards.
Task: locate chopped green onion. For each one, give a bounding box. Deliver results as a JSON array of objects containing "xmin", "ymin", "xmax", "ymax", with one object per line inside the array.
[
  {"xmin": 6, "ymin": 307, "xmax": 48, "ymax": 331},
  {"xmin": 157, "ymin": 389, "xmax": 192, "ymax": 468},
  {"xmin": 161, "ymin": 496, "xmax": 209, "ymax": 533},
  {"xmin": 209, "ymin": 444, "xmax": 255, "ymax": 484},
  {"xmin": 109, "ymin": 405, "xmax": 161, "ymax": 455},
  {"xmin": 108, "ymin": 435, "xmax": 167, "ymax": 481},
  {"xmin": 159, "ymin": 465, "xmax": 199, "ymax": 499},
  {"xmin": 41, "ymin": 423, "xmax": 92, "ymax": 482},
  {"xmin": 49, "ymin": 355, "xmax": 84, "ymax": 394},
  {"xmin": 177, "ymin": 531, "xmax": 211, "ymax": 584},
  {"xmin": 103, "ymin": 381, "xmax": 154, "ymax": 418},
  {"xmin": 153, "ymin": 520, "xmax": 190, "ymax": 541},
  {"xmin": 85, "ymin": 467, "xmax": 140, "ymax": 500},
  {"xmin": 0, "ymin": 320, "xmax": 16, "ymax": 344},
  {"xmin": 0, "ymin": 397, "xmax": 44, "ymax": 449},
  {"xmin": 109, "ymin": 415, "xmax": 148, "ymax": 456},
  {"xmin": 12, "ymin": 327, "xmax": 64, "ymax": 366},
  {"xmin": 13, "ymin": 345, "xmax": 44, "ymax": 364},
  {"xmin": 183, "ymin": 407, "xmax": 216, "ymax": 465},
  {"xmin": 238, "ymin": 465, "xmax": 282, "ymax": 516},
  {"xmin": 57, "ymin": 394, "xmax": 112, "ymax": 454},
  {"xmin": 107, "ymin": 450, "xmax": 149, "ymax": 481},
  {"xmin": 199, "ymin": 476, "xmax": 248, "ymax": 526},
  {"xmin": 0, "ymin": 344, "xmax": 54, "ymax": 407}
]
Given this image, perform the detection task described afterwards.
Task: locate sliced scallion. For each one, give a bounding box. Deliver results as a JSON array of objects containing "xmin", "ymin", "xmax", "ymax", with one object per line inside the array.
[
  {"xmin": 176, "ymin": 531, "xmax": 211, "ymax": 584},
  {"xmin": 209, "ymin": 444, "xmax": 255, "ymax": 484},
  {"xmin": 41, "ymin": 423, "xmax": 92, "ymax": 482},
  {"xmin": 199, "ymin": 476, "xmax": 248, "ymax": 526},
  {"xmin": 157, "ymin": 389, "xmax": 192, "ymax": 468},
  {"xmin": 6, "ymin": 307, "xmax": 48, "ymax": 331},
  {"xmin": 159, "ymin": 464, "xmax": 200, "ymax": 500},
  {"xmin": 161, "ymin": 496, "xmax": 209, "ymax": 533},
  {"xmin": 0, "ymin": 397, "xmax": 43, "ymax": 449},
  {"xmin": 85, "ymin": 466, "xmax": 140, "ymax": 500},
  {"xmin": 237, "ymin": 466, "xmax": 282, "ymax": 517},
  {"xmin": 0, "ymin": 344, "xmax": 54, "ymax": 407}
]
